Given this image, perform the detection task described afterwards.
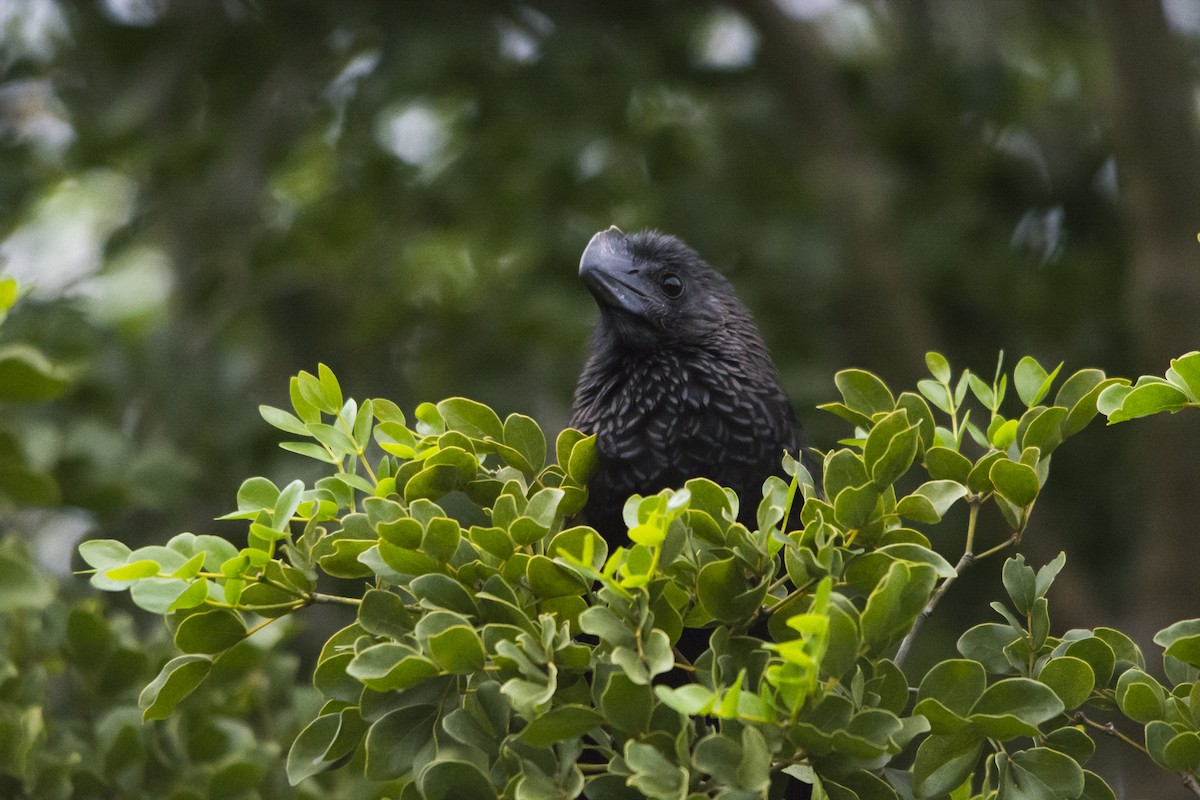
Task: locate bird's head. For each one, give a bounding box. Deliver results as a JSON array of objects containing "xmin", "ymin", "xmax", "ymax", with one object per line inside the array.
[{"xmin": 579, "ymin": 227, "xmax": 745, "ymax": 350}]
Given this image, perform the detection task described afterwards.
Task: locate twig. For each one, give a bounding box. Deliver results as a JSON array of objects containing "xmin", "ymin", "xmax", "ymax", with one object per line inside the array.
[
  {"xmin": 895, "ymin": 503, "xmax": 1006, "ymax": 668},
  {"xmin": 1072, "ymin": 711, "xmax": 1147, "ymax": 754},
  {"xmin": 893, "ymin": 549, "xmax": 972, "ymax": 667},
  {"xmin": 310, "ymin": 591, "xmax": 362, "ymax": 607},
  {"xmin": 1072, "ymin": 712, "xmax": 1200, "ymax": 796}
]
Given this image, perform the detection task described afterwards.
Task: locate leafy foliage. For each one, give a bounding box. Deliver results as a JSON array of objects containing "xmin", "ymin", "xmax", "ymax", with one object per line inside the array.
[{"xmin": 69, "ymin": 354, "xmax": 1200, "ymax": 799}]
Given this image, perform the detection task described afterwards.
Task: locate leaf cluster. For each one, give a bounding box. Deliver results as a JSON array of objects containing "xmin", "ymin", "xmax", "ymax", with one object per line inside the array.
[{"xmin": 73, "ymin": 354, "xmax": 1200, "ymax": 800}]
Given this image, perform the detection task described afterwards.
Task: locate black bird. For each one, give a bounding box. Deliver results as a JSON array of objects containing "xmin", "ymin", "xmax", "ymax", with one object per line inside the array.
[
  {"xmin": 569, "ymin": 227, "xmax": 806, "ymax": 543},
  {"xmin": 569, "ymin": 227, "xmax": 814, "ymax": 799}
]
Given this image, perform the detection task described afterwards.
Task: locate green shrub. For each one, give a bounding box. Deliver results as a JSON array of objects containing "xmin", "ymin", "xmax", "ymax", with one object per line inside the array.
[{"xmin": 64, "ymin": 352, "xmax": 1200, "ymax": 799}]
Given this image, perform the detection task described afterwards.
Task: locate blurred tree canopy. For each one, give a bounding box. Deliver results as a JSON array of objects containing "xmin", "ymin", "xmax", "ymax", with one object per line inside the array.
[{"xmin": 2, "ymin": 0, "xmax": 1199, "ymax": 791}]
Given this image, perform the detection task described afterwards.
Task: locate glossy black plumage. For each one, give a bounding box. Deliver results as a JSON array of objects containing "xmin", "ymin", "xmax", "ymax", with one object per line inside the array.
[{"xmin": 569, "ymin": 227, "xmax": 803, "ymax": 543}]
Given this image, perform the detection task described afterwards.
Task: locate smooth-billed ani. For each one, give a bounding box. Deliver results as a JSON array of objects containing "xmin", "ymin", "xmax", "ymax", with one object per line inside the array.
[{"xmin": 569, "ymin": 227, "xmax": 809, "ymax": 543}]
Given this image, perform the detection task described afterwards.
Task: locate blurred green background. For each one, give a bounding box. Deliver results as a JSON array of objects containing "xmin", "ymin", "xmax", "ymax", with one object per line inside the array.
[{"xmin": 2, "ymin": 0, "xmax": 1199, "ymax": 795}]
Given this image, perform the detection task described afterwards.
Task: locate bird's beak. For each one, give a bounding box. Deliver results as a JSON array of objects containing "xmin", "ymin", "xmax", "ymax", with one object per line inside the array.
[{"xmin": 580, "ymin": 227, "xmax": 650, "ymax": 317}]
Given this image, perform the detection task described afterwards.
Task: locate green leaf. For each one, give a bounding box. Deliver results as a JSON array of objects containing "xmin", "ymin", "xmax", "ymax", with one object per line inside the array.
[
  {"xmin": 503, "ymin": 413, "xmax": 545, "ymax": 473},
  {"xmin": 235, "ymin": 476, "xmax": 280, "ymax": 514},
  {"xmin": 286, "ymin": 713, "xmax": 342, "ymax": 785},
  {"xmin": 625, "ymin": 741, "xmax": 688, "ymax": 800},
  {"xmin": 279, "ymin": 441, "xmax": 340, "ymax": 463},
  {"xmin": 0, "ymin": 276, "xmax": 16, "ymax": 312},
  {"xmin": 823, "ymin": 449, "xmax": 869, "ymax": 499},
  {"xmin": 348, "ymin": 643, "xmax": 440, "ymax": 692},
  {"xmin": 1014, "ymin": 356, "xmax": 1061, "ymax": 407},
  {"xmin": 259, "ymin": 404, "xmax": 310, "ymax": 436},
  {"xmin": 1002, "ymin": 747, "xmax": 1085, "ymax": 800},
  {"xmin": 989, "ymin": 458, "xmax": 1039, "ymax": 507},
  {"xmin": 1146, "ymin": 720, "xmax": 1175, "ymax": 769},
  {"xmin": 1035, "ymin": 551, "xmax": 1067, "ymax": 598},
  {"xmin": 555, "ymin": 427, "xmax": 586, "ymax": 470},
  {"xmin": 404, "ymin": 464, "xmax": 461, "ymax": 502},
  {"xmin": 1080, "ymin": 770, "xmax": 1118, "ymax": 800},
  {"xmin": 861, "ymin": 561, "xmax": 937, "ymax": 652},
  {"xmin": 354, "ymin": 398, "xmax": 375, "ymax": 446},
  {"xmin": 873, "ymin": 543, "xmax": 957, "ymax": 579},
  {"xmin": 1060, "ymin": 374, "xmax": 1121, "ymax": 437},
  {"xmin": 525, "ymin": 487, "xmax": 565, "ymax": 527},
  {"xmin": 968, "ymin": 372, "xmax": 994, "ymax": 407},
  {"xmin": 1062, "ymin": 636, "xmax": 1116, "ymax": 688},
  {"xmin": 438, "ymin": 397, "xmax": 504, "ymax": 440},
  {"xmin": 1168, "ymin": 351, "xmax": 1200, "ymax": 400},
  {"xmin": 414, "ymin": 401, "xmax": 446, "ymax": 436},
  {"xmin": 918, "ymin": 378, "xmax": 953, "ymax": 415},
  {"xmin": 105, "ymin": 559, "xmax": 162, "ymax": 581},
  {"xmin": 566, "ymin": 433, "xmax": 598, "ymax": 484},
  {"xmin": 896, "ymin": 480, "xmax": 967, "ymax": 523},
  {"xmin": 697, "ymin": 558, "xmax": 767, "ymax": 625},
  {"xmin": 922, "ymin": 446, "xmax": 973, "ymax": 483},
  {"xmin": 139, "ymin": 654, "xmax": 213, "ymax": 721},
  {"xmin": 78, "ymin": 538, "xmax": 132, "ymax": 571},
  {"xmin": 1036, "ymin": 657, "xmax": 1094, "ymax": 711},
  {"xmin": 273, "ymin": 478, "xmax": 304, "ymax": 529},
  {"xmin": 129, "ymin": 576, "xmax": 202, "ymax": 613},
  {"xmin": 289, "ymin": 375, "xmax": 320, "ymax": 423},
  {"xmin": 363, "ymin": 705, "xmax": 438, "ymax": 781},
  {"xmin": 897, "ymin": 391, "xmax": 937, "ymax": 452},
  {"xmin": 0, "ymin": 345, "xmax": 69, "ymax": 402},
  {"xmin": 527, "ymin": 555, "xmax": 588, "ymax": 598},
  {"xmin": 970, "ymin": 678, "xmax": 1064, "ymax": 734},
  {"xmin": 1153, "ymin": 619, "xmax": 1200, "ymax": 668},
  {"xmin": 600, "ymin": 672, "xmax": 654, "ymax": 734},
  {"xmin": 917, "ymin": 659, "xmax": 987, "ymax": 718},
  {"xmin": 833, "ymin": 483, "xmax": 879, "ymax": 530},
  {"xmin": 869, "ymin": 423, "xmax": 919, "ymax": 490},
  {"xmin": 358, "ymin": 588, "xmax": 416, "ymax": 637},
  {"xmin": 835, "ymin": 369, "xmax": 896, "ymax": 415},
  {"xmin": 418, "ymin": 759, "xmax": 497, "ymax": 800},
  {"xmin": 423, "ymin": 517, "xmax": 462, "ymax": 563},
  {"xmin": 1162, "ymin": 731, "xmax": 1200, "ymax": 772},
  {"xmin": 926, "ymin": 352, "xmax": 952, "ymax": 383},
  {"xmin": 1003, "ymin": 554, "xmax": 1037, "ymax": 615},
  {"xmin": 1106, "ymin": 381, "xmax": 1191, "ymax": 423},
  {"xmin": 1020, "ymin": 406, "xmax": 1067, "ymax": 456},
  {"xmin": 1092, "ymin": 626, "xmax": 1145, "ymax": 670},
  {"xmin": 1043, "ymin": 725, "xmax": 1096, "ymax": 766},
  {"xmin": 818, "ymin": 401, "xmax": 874, "ymax": 430},
  {"xmin": 1115, "ymin": 669, "xmax": 1164, "ymax": 722},
  {"xmin": 0, "ymin": 547, "xmax": 53, "ymax": 611},
  {"xmin": 306, "ymin": 422, "xmax": 356, "ymax": 457},
  {"xmin": 958, "ymin": 623, "xmax": 1022, "ymax": 675},
  {"xmin": 1055, "ymin": 368, "xmax": 1104, "ymax": 409},
  {"xmin": 912, "ymin": 732, "xmax": 983, "ymax": 799},
  {"xmin": 317, "ymin": 363, "xmax": 343, "ymax": 412},
  {"xmin": 1014, "ymin": 357, "xmax": 1047, "ymax": 405},
  {"xmin": 174, "ymin": 608, "xmax": 247, "ymax": 654},
  {"xmin": 518, "ymin": 704, "xmax": 604, "ymax": 746},
  {"xmin": 426, "ymin": 625, "xmax": 486, "ymax": 674}
]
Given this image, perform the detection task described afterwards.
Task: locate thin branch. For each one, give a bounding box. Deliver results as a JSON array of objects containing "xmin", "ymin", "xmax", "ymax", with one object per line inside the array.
[
  {"xmin": 895, "ymin": 503, "xmax": 999, "ymax": 668},
  {"xmin": 1072, "ymin": 711, "xmax": 1147, "ymax": 754},
  {"xmin": 893, "ymin": 549, "xmax": 972, "ymax": 668},
  {"xmin": 1072, "ymin": 711, "xmax": 1200, "ymax": 796},
  {"xmin": 310, "ymin": 591, "xmax": 362, "ymax": 607}
]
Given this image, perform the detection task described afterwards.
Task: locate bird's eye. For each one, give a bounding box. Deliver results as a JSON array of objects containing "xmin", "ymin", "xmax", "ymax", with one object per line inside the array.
[{"xmin": 660, "ymin": 273, "xmax": 684, "ymax": 298}]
